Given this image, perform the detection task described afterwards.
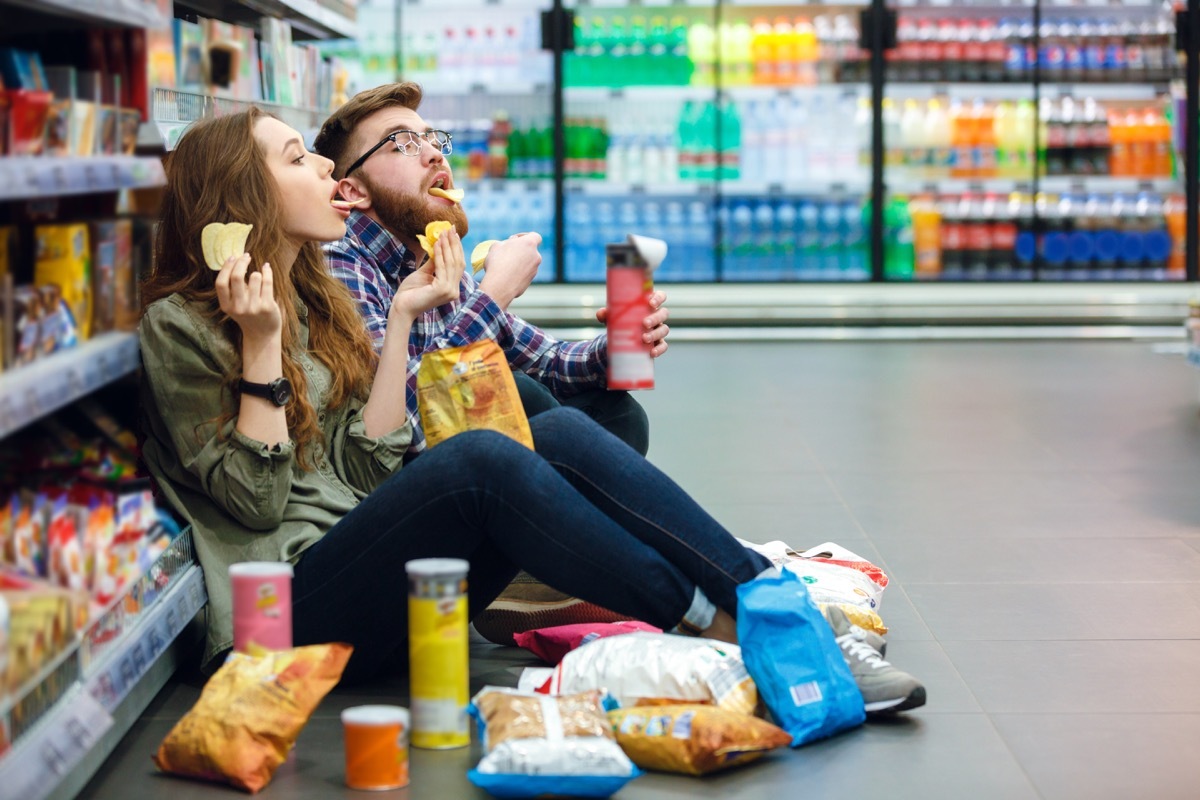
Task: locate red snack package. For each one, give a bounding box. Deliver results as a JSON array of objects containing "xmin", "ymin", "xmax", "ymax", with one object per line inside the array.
[{"xmin": 513, "ymin": 620, "xmax": 661, "ymax": 665}]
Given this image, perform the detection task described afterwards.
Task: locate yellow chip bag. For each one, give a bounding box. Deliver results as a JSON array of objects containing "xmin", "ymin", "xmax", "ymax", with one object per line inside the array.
[
  {"xmin": 608, "ymin": 704, "xmax": 791, "ymax": 776},
  {"xmin": 417, "ymin": 340, "xmax": 533, "ymax": 450},
  {"xmin": 415, "ymin": 220, "xmax": 454, "ymax": 261},
  {"xmin": 152, "ymin": 643, "xmax": 352, "ymax": 793}
]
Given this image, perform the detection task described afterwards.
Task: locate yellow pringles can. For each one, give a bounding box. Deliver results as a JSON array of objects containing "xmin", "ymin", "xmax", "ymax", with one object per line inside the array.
[{"xmin": 406, "ymin": 558, "xmax": 470, "ymax": 749}]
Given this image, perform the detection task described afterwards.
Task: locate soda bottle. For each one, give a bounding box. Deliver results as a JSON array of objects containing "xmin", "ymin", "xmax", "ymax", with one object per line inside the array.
[
  {"xmin": 1082, "ymin": 19, "xmax": 1105, "ymax": 83},
  {"xmin": 1067, "ymin": 193, "xmax": 1096, "ymax": 280},
  {"xmin": 718, "ymin": 100, "xmax": 741, "ymax": 180},
  {"xmin": 669, "ymin": 16, "xmax": 691, "ymax": 86},
  {"xmin": 1150, "ymin": 107, "xmax": 1173, "ymax": 178},
  {"xmin": 1039, "ymin": 193, "xmax": 1068, "ymax": 281},
  {"xmin": 961, "ymin": 19, "xmax": 984, "ymax": 82},
  {"xmin": 1164, "ymin": 193, "xmax": 1186, "ymax": 278},
  {"xmin": 894, "ymin": 15, "xmax": 918, "ymax": 82},
  {"xmin": 940, "ymin": 193, "xmax": 965, "ymax": 280},
  {"xmin": 1043, "ymin": 98, "xmax": 1066, "ymax": 177},
  {"xmin": 819, "ymin": 200, "xmax": 842, "ymax": 278},
  {"xmin": 676, "ymin": 101, "xmax": 698, "ymax": 180},
  {"xmin": 1013, "ymin": 192, "xmax": 1036, "ymax": 281},
  {"xmin": 899, "ymin": 99, "xmax": 924, "ymax": 177},
  {"xmin": 774, "ymin": 17, "xmax": 799, "ymax": 86},
  {"xmin": 1113, "ymin": 194, "xmax": 1143, "ymax": 280},
  {"xmin": 1121, "ymin": 19, "xmax": 1145, "ymax": 81},
  {"xmin": 950, "ymin": 100, "xmax": 972, "ymax": 178},
  {"xmin": 1107, "ymin": 109, "xmax": 1130, "ymax": 177},
  {"xmin": 1128, "ymin": 108, "xmax": 1153, "ymax": 178},
  {"xmin": 695, "ymin": 100, "xmax": 718, "ymax": 180},
  {"xmin": 1100, "ymin": 17, "xmax": 1125, "ymax": 79},
  {"xmin": 725, "ymin": 20, "xmax": 754, "ymax": 87},
  {"xmin": 1061, "ymin": 19, "xmax": 1084, "ymax": 83},
  {"xmin": 1092, "ymin": 193, "xmax": 1121, "ymax": 280},
  {"xmin": 797, "ymin": 199, "xmax": 820, "ymax": 278},
  {"xmin": 981, "ymin": 18, "xmax": 1006, "ymax": 83},
  {"xmin": 963, "ymin": 193, "xmax": 991, "ymax": 281},
  {"xmin": 752, "ymin": 201, "xmax": 777, "ymax": 279},
  {"xmin": 884, "ymin": 196, "xmax": 915, "ymax": 281},
  {"xmin": 775, "ymin": 200, "xmax": 798, "ymax": 278},
  {"xmin": 975, "ymin": 100, "xmax": 997, "ymax": 178},
  {"xmin": 688, "ymin": 20, "xmax": 716, "ymax": 87},
  {"xmin": 795, "ymin": 16, "xmax": 818, "ymax": 86},
  {"xmin": 911, "ymin": 195, "xmax": 942, "ymax": 280},
  {"xmin": 1139, "ymin": 192, "xmax": 1171, "ymax": 279},
  {"xmin": 940, "ymin": 18, "xmax": 963, "ymax": 82},
  {"xmin": 487, "ymin": 111, "xmax": 511, "ymax": 179},
  {"xmin": 992, "ymin": 192, "xmax": 1019, "ymax": 280},
  {"xmin": 750, "ymin": 18, "xmax": 775, "ymax": 85}
]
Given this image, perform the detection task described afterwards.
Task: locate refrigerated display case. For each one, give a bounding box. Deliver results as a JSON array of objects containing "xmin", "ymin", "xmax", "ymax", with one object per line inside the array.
[{"xmin": 371, "ymin": 0, "xmax": 1197, "ymax": 284}]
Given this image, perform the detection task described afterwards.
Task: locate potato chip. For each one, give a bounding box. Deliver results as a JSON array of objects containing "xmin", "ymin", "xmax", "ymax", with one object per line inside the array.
[
  {"xmin": 200, "ymin": 222, "xmax": 254, "ymax": 271},
  {"xmin": 331, "ymin": 197, "xmax": 367, "ymax": 210},
  {"xmin": 415, "ymin": 220, "xmax": 454, "ymax": 260},
  {"xmin": 429, "ymin": 186, "xmax": 465, "ymax": 204},
  {"xmin": 470, "ymin": 240, "xmax": 498, "ymax": 271}
]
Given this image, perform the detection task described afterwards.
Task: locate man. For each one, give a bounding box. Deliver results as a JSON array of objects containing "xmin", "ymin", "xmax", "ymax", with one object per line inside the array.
[
  {"xmin": 312, "ymin": 82, "xmax": 670, "ymax": 644},
  {"xmin": 313, "ymin": 82, "xmax": 670, "ymax": 460}
]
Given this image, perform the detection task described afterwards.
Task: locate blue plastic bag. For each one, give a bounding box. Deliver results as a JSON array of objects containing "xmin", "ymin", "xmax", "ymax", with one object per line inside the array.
[{"xmin": 736, "ymin": 569, "xmax": 866, "ymax": 746}]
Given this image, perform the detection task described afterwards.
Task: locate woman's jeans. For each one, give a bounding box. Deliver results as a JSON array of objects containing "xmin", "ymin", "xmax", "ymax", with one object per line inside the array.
[{"xmin": 292, "ymin": 407, "xmax": 769, "ymax": 683}]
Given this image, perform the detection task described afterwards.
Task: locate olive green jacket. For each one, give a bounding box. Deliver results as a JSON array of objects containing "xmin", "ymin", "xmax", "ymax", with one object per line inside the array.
[{"xmin": 138, "ymin": 293, "xmax": 412, "ymax": 666}]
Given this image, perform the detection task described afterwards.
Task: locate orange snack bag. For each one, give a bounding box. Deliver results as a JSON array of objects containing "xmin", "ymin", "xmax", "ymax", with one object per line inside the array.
[
  {"xmin": 608, "ymin": 704, "xmax": 791, "ymax": 776},
  {"xmin": 153, "ymin": 643, "xmax": 352, "ymax": 793}
]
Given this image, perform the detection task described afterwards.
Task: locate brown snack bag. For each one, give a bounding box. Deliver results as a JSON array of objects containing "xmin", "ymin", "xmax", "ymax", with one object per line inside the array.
[
  {"xmin": 152, "ymin": 643, "xmax": 353, "ymax": 793},
  {"xmin": 417, "ymin": 341, "xmax": 534, "ymax": 450},
  {"xmin": 607, "ymin": 704, "xmax": 791, "ymax": 776}
]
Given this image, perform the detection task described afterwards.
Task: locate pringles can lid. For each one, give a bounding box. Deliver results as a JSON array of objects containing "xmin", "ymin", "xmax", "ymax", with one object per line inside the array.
[
  {"xmin": 229, "ymin": 562, "xmax": 294, "ymax": 578},
  {"xmin": 404, "ymin": 558, "xmax": 469, "ymax": 578}
]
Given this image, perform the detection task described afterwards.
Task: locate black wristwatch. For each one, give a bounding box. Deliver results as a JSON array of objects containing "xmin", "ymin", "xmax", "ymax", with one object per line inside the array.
[{"xmin": 238, "ymin": 377, "xmax": 293, "ymax": 407}]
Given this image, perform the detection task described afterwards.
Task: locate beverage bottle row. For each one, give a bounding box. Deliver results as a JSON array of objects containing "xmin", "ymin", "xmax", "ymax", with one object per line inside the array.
[
  {"xmin": 890, "ymin": 14, "xmax": 1179, "ymax": 84},
  {"xmin": 464, "ymin": 185, "xmax": 556, "ymax": 283},
  {"xmin": 741, "ymin": 95, "xmax": 867, "ymax": 185},
  {"xmin": 884, "ymin": 97, "xmax": 1175, "ymax": 180},
  {"xmin": 402, "ymin": 16, "xmax": 550, "ymax": 87},
  {"xmin": 719, "ymin": 197, "xmax": 870, "ymax": 282},
  {"xmin": 905, "ymin": 192, "xmax": 1184, "ymax": 282},
  {"xmin": 566, "ymin": 13, "xmax": 862, "ymax": 88},
  {"xmin": 565, "ymin": 196, "xmax": 716, "ymax": 282}
]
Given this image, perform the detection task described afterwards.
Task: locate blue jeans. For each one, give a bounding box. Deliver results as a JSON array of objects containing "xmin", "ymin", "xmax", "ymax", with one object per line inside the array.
[
  {"xmin": 292, "ymin": 407, "xmax": 769, "ymax": 683},
  {"xmin": 512, "ymin": 370, "xmax": 650, "ymax": 456}
]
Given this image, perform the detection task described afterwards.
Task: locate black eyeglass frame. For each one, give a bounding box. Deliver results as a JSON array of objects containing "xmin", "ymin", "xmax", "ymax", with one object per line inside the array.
[{"xmin": 343, "ymin": 130, "xmax": 453, "ymax": 177}]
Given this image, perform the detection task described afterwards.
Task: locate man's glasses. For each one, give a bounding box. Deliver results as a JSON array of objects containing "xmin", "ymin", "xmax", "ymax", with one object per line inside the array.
[{"xmin": 344, "ymin": 130, "xmax": 453, "ymax": 177}]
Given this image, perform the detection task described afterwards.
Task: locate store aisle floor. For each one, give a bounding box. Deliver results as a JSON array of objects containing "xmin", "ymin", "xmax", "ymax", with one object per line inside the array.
[{"xmin": 80, "ymin": 340, "xmax": 1200, "ymax": 800}]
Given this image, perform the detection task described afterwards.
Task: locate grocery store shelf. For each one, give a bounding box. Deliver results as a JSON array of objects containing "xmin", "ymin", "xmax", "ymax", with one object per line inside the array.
[
  {"xmin": 145, "ymin": 87, "xmax": 324, "ymax": 150},
  {"xmin": 512, "ymin": 282, "xmax": 1199, "ymax": 329},
  {"xmin": 566, "ymin": 84, "xmax": 869, "ymax": 103},
  {"xmin": 0, "ymin": 156, "xmax": 166, "ymax": 202},
  {"xmin": 887, "ymin": 83, "xmax": 1168, "ymax": 102},
  {"xmin": 0, "ymin": 332, "xmax": 140, "ymax": 440},
  {"xmin": 0, "ymin": 542, "xmax": 206, "ymax": 800},
  {"xmin": 888, "ymin": 176, "xmax": 1180, "ymax": 196},
  {"xmin": 566, "ymin": 179, "xmax": 715, "ymax": 197},
  {"xmin": 2, "ymin": 0, "xmax": 171, "ymax": 28},
  {"xmin": 722, "ymin": 179, "xmax": 871, "ymax": 197},
  {"xmin": 240, "ymin": 0, "xmax": 355, "ymax": 39}
]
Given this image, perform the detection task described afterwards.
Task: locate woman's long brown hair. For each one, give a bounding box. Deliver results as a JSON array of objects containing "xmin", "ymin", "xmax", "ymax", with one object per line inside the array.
[{"xmin": 142, "ymin": 108, "xmax": 378, "ymax": 469}]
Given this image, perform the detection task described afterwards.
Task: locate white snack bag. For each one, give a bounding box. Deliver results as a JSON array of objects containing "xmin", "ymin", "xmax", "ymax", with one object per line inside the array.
[{"xmin": 539, "ymin": 632, "xmax": 757, "ymax": 716}]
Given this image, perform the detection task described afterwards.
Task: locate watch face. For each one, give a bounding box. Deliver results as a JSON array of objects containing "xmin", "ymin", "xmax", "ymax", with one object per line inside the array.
[{"xmin": 271, "ymin": 378, "xmax": 294, "ymax": 406}]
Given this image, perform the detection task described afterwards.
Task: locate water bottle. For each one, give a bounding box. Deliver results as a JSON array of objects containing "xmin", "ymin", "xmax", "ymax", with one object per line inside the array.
[
  {"xmin": 775, "ymin": 200, "xmax": 798, "ymax": 279},
  {"xmin": 819, "ymin": 201, "xmax": 843, "ymax": 279},
  {"xmin": 797, "ymin": 199, "xmax": 821, "ymax": 279},
  {"xmin": 728, "ymin": 200, "xmax": 754, "ymax": 279},
  {"xmin": 528, "ymin": 190, "xmax": 554, "ymax": 283},
  {"xmin": 659, "ymin": 200, "xmax": 687, "ymax": 282},
  {"xmin": 740, "ymin": 100, "xmax": 764, "ymax": 183},
  {"xmin": 719, "ymin": 100, "xmax": 742, "ymax": 180},
  {"xmin": 752, "ymin": 201, "xmax": 777, "ymax": 279},
  {"xmin": 642, "ymin": 199, "xmax": 664, "ymax": 245},
  {"xmin": 567, "ymin": 197, "xmax": 593, "ymax": 281},
  {"xmin": 685, "ymin": 200, "xmax": 715, "ymax": 280},
  {"xmin": 596, "ymin": 199, "xmax": 620, "ymax": 268},
  {"xmin": 842, "ymin": 199, "xmax": 868, "ymax": 280}
]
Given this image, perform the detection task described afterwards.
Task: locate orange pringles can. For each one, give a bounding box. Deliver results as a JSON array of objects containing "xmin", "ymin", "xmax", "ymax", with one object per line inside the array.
[{"xmin": 342, "ymin": 705, "xmax": 410, "ymax": 790}]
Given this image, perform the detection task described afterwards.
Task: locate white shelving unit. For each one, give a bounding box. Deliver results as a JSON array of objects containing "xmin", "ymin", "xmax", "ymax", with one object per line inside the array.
[
  {"xmin": 0, "ymin": 534, "xmax": 207, "ymax": 800},
  {"xmin": 0, "ymin": 156, "xmax": 166, "ymax": 203},
  {"xmin": 0, "ymin": 332, "xmax": 141, "ymax": 440}
]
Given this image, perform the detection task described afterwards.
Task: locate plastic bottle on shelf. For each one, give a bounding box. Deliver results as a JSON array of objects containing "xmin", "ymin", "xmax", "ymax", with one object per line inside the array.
[
  {"xmin": 794, "ymin": 16, "xmax": 818, "ymax": 86},
  {"xmin": 913, "ymin": 18, "xmax": 937, "ymax": 83},
  {"xmin": 1128, "ymin": 108, "xmax": 1153, "ymax": 179},
  {"xmin": 924, "ymin": 98, "xmax": 951, "ymax": 179},
  {"xmin": 1141, "ymin": 192, "xmax": 1172, "ymax": 279},
  {"xmin": 771, "ymin": 18, "xmax": 796, "ymax": 86},
  {"xmin": 718, "ymin": 100, "xmax": 741, "ymax": 180},
  {"xmin": 1122, "ymin": 19, "xmax": 1146, "ymax": 82},
  {"xmin": 842, "ymin": 199, "xmax": 868, "ymax": 280},
  {"xmin": 961, "ymin": 19, "xmax": 984, "ymax": 83},
  {"xmin": 1100, "ymin": 17, "xmax": 1125, "ymax": 80},
  {"xmin": 676, "ymin": 101, "xmax": 699, "ymax": 180},
  {"xmin": 740, "ymin": 100, "xmax": 763, "ymax": 183},
  {"xmin": 626, "ymin": 15, "xmax": 648, "ymax": 86},
  {"xmin": 724, "ymin": 20, "xmax": 754, "ymax": 87},
  {"xmin": 1013, "ymin": 192, "xmax": 1036, "ymax": 281},
  {"xmin": 686, "ymin": 200, "xmax": 714, "ymax": 279},
  {"xmin": 814, "ymin": 14, "xmax": 836, "ymax": 84},
  {"xmin": 1081, "ymin": 19, "xmax": 1105, "ymax": 83},
  {"xmin": 774, "ymin": 199, "xmax": 797, "ymax": 278},
  {"xmin": 783, "ymin": 96, "xmax": 809, "ymax": 183},
  {"xmin": 697, "ymin": 100, "xmax": 719, "ymax": 181},
  {"xmin": 834, "ymin": 14, "xmax": 863, "ymax": 83},
  {"xmin": 1062, "ymin": 19, "xmax": 1085, "ymax": 83},
  {"xmin": 854, "ymin": 97, "xmax": 873, "ymax": 173},
  {"xmin": 607, "ymin": 16, "xmax": 630, "ymax": 88},
  {"xmin": 976, "ymin": 100, "xmax": 997, "ymax": 179},
  {"xmin": 899, "ymin": 99, "xmax": 924, "ymax": 177},
  {"xmin": 884, "ymin": 196, "xmax": 915, "ymax": 281},
  {"xmin": 1164, "ymin": 193, "xmax": 1186, "ymax": 278},
  {"xmin": 949, "ymin": 99, "xmax": 972, "ymax": 178},
  {"xmin": 796, "ymin": 199, "xmax": 820, "ymax": 278},
  {"xmin": 980, "ymin": 18, "xmax": 1005, "ymax": 83},
  {"xmin": 939, "ymin": 193, "xmax": 964, "ymax": 280},
  {"xmin": 647, "ymin": 16, "xmax": 670, "ymax": 86},
  {"xmin": 1067, "ymin": 193, "xmax": 1096, "ymax": 279},
  {"xmin": 808, "ymin": 95, "xmax": 835, "ymax": 181},
  {"xmin": 1037, "ymin": 193, "xmax": 1067, "ymax": 281},
  {"xmin": 910, "ymin": 194, "xmax": 942, "ymax": 280},
  {"xmin": 992, "ymin": 192, "xmax": 1018, "ymax": 280},
  {"xmin": 660, "ymin": 200, "xmax": 686, "ymax": 280},
  {"xmin": 942, "ymin": 18, "xmax": 965, "ymax": 83},
  {"xmin": 1113, "ymin": 193, "xmax": 1143, "ymax": 280},
  {"xmin": 1092, "ymin": 193, "xmax": 1121, "ymax": 280},
  {"xmin": 566, "ymin": 197, "xmax": 592, "ymax": 280},
  {"xmin": 753, "ymin": 201, "xmax": 778, "ymax": 278},
  {"xmin": 688, "ymin": 19, "xmax": 717, "ymax": 87},
  {"xmin": 893, "ymin": 15, "xmax": 917, "ymax": 82},
  {"xmin": 1150, "ymin": 107, "xmax": 1173, "ymax": 178},
  {"xmin": 750, "ymin": 18, "xmax": 775, "ymax": 85},
  {"xmin": 669, "ymin": 16, "xmax": 692, "ymax": 86},
  {"xmin": 1059, "ymin": 96, "xmax": 1084, "ymax": 176},
  {"xmin": 1108, "ymin": 109, "xmax": 1130, "ymax": 177},
  {"xmin": 882, "ymin": 97, "xmax": 901, "ymax": 171}
]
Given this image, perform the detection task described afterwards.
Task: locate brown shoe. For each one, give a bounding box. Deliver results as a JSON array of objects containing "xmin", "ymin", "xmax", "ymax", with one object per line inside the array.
[{"xmin": 473, "ymin": 571, "xmax": 631, "ymax": 646}]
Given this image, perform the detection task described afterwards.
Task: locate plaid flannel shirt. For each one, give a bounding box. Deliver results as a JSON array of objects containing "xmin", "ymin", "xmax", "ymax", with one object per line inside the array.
[{"xmin": 324, "ymin": 211, "xmax": 608, "ymax": 455}]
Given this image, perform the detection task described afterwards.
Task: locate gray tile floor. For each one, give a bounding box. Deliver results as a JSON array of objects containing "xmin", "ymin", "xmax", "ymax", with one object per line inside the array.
[{"xmin": 80, "ymin": 341, "xmax": 1200, "ymax": 799}]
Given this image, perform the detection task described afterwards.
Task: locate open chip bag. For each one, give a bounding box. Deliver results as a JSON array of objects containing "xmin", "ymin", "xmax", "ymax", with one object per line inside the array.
[
  {"xmin": 736, "ymin": 570, "xmax": 865, "ymax": 746},
  {"xmin": 152, "ymin": 643, "xmax": 352, "ymax": 793},
  {"xmin": 607, "ymin": 704, "xmax": 791, "ymax": 776},
  {"xmin": 417, "ymin": 340, "xmax": 534, "ymax": 450},
  {"xmin": 467, "ymin": 687, "xmax": 640, "ymax": 799}
]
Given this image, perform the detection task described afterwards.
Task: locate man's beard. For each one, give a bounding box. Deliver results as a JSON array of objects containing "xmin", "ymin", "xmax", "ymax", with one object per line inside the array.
[{"xmin": 364, "ymin": 175, "xmax": 469, "ymax": 246}]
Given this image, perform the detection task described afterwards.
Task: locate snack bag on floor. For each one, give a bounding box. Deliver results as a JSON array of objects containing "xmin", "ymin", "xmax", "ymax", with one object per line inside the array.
[
  {"xmin": 513, "ymin": 620, "xmax": 661, "ymax": 665},
  {"xmin": 736, "ymin": 570, "xmax": 865, "ymax": 746},
  {"xmin": 467, "ymin": 686, "xmax": 640, "ymax": 799},
  {"xmin": 153, "ymin": 643, "xmax": 352, "ymax": 793},
  {"xmin": 608, "ymin": 704, "xmax": 791, "ymax": 776}
]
